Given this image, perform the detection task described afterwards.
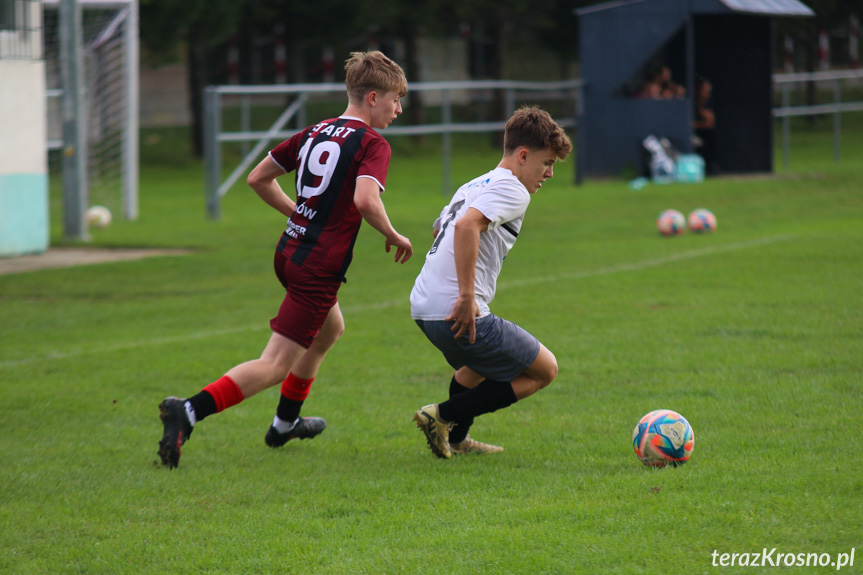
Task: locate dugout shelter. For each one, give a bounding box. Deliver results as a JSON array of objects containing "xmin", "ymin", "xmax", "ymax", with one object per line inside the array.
[{"xmin": 575, "ymin": 0, "xmax": 813, "ymax": 181}]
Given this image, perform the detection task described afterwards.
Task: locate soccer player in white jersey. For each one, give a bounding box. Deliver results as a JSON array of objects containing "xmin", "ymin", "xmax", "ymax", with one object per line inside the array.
[{"xmin": 410, "ymin": 106, "xmax": 572, "ymax": 458}]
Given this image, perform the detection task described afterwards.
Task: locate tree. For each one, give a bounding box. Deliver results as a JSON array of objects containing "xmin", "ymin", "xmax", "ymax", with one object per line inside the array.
[
  {"xmin": 775, "ymin": 0, "xmax": 859, "ymax": 115},
  {"xmin": 240, "ymin": 0, "xmax": 364, "ymax": 84},
  {"xmin": 530, "ymin": 0, "xmax": 593, "ymax": 79},
  {"xmin": 140, "ymin": 0, "xmax": 246, "ymax": 156},
  {"xmin": 356, "ymin": 0, "xmax": 446, "ymax": 127}
]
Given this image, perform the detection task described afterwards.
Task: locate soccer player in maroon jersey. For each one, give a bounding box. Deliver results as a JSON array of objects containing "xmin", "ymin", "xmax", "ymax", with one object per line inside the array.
[{"xmin": 157, "ymin": 51, "xmax": 413, "ymax": 469}]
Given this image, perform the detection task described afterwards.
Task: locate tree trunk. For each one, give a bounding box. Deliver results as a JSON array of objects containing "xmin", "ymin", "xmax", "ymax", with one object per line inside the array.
[
  {"xmin": 187, "ymin": 34, "xmax": 208, "ymax": 158},
  {"xmin": 488, "ymin": 19, "xmax": 505, "ymax": 148},
  {"xmin": 805, "ymin": 26, "xmax": 817, "ymax": 125},
  {"xmin": 403, "ymin": 27, "xmax": 425, "ymax": 127}
]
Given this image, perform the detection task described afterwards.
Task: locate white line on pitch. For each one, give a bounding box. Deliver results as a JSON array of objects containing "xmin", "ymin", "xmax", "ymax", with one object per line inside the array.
[
  {"xmin": 0, "ymin": 235, "xmax": 791, "ymax": 368},
  {"xmin": 499, "ymin": 235, "xmax": 793, "ymax": 290}
]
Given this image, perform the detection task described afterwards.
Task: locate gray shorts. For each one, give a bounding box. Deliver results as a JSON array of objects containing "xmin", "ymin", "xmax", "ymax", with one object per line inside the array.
[{"xmin": 415, "ymin": 313, "xmax": 541, "ymax": 382}]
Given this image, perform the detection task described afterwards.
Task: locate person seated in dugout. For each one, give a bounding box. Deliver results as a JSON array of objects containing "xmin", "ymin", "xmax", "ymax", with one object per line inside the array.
[
  {"xmin": 634, "ymin": 66, "xmax": 685, "ymax": 100},
  {"xmin": 635, "ymin": 68, "xmax": 663, "ymax": 99},
  {"xmin": 659, "ymin": 66, "xmax": 686, "ymax": 99},
  {"xmin": 693, "ymin": 75, "xmax": 718, "ymax": 174}
]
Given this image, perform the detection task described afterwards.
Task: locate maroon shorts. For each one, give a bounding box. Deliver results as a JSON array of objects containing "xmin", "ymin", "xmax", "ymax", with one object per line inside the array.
[{"xmin": 270, "ymin": 251, "xmax": 341, "ymax": 349}]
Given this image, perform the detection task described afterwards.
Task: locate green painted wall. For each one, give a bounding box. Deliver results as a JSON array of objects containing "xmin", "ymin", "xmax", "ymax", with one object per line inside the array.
[{"xmin": 0, "ymin": 174, "xmax": 49, "ymax": 257}]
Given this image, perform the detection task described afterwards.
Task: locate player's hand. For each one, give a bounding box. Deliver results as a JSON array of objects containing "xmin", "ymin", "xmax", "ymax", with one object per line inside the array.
[
  {"xmin": 385, "ymin": 233, "xmax": 413, "ymax": 263},
  {"xmin": 446, "ymin": 295, "xmax": 480, "ymax": 344}
]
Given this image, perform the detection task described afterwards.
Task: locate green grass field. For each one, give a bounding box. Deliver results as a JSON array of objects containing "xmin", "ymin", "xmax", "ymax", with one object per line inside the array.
[{"xmin": 2, "ymin": 115, "xmax": 862, "ymax": 574}]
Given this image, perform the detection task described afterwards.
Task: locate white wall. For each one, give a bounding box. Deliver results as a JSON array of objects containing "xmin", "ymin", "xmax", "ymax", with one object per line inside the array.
[
  {"xmin": 0, "ymin": 59, "xmax": 49, "ymax": 257},
  {"xmin": 0, "ymin": 61, "xmax": 47, "ymax": 174}
]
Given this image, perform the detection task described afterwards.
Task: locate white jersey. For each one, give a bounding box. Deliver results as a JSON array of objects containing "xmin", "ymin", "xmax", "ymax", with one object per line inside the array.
[{"xmin": 410, "ymin": 167, "xmax": 530, "ymax": 320}]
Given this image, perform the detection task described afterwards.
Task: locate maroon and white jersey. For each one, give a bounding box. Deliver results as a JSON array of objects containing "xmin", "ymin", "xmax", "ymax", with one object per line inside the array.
[{"xmin": 269, "ymin": 116, "xmax": 392, "ymax": 281}]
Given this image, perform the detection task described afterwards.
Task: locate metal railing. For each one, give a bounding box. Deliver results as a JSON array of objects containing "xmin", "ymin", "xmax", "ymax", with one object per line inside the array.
[
  {"xmin": 201, "ymin": 70, "xmax": 863, "ymax": 218},
  {"xmin": 773, "ymin": 69, "xmax": 863, "ymax": 167},
  {"xmin": 203, "ymin": 79, "xmax": 583, "ymax": 219}
]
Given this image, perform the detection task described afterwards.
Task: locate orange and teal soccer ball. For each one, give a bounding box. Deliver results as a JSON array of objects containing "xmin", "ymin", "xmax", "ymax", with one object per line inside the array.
[
  {"xmin": 657, "ymin": 209, "xmax": 686, "ymax": 236},
  {"xmin": 687, "ymin": 208, "xmax": 717, "ymax": 233},
  {"xmin": 632, "ymin": 409, "xmax": 694, "ymax": 467}
]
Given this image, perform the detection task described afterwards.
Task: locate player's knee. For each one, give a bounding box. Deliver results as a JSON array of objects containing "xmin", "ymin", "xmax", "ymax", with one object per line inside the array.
[
  {"xmin": 327, "ymin": 320, "xmax": 346, "ymax": 345},
  {"xmin": 327, "ymin": 309, "xmax": 346, "ymax": 342},
  {"xmin": 316, "ymin": 319, "xmax": 345, "ymax": 349},
  {"xmin": 549, "ymin": 359, "xmax": 559, "ymax": 383},
  {"xmin": 540, "ymin": 354, "xmax": 558, "ymax": 388},
  {"xmin": 527, "ymin": 347, "xmax": 558, "ymax": 390}
]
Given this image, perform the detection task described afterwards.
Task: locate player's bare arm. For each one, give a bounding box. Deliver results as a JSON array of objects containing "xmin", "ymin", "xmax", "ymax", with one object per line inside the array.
[
  {"xmin": 247, "ymin": 156, "xmax": 296, "ymax": 218},
  {"xmin": 446, "ymin": 207, "xmax": 489, "ymax": 344},
  {"xmin": 354, "ymin": 177, "xmax": 413, "ymax": 263}
]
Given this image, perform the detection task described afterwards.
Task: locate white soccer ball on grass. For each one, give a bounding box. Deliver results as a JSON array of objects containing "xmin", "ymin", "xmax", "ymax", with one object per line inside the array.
[{"xmin": 86, "ymin": 205, "xmax": 112, "ymax": 229}]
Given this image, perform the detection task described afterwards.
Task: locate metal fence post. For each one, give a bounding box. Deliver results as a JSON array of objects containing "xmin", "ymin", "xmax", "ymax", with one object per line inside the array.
[
  {"xmin": 204, "ymin": 87, "xmax": 222, "ymax": 220},
  {"xmin": 298, "ymin": 93, "xmax": 307, "ymax": 129},
  {"xmin": 505, "ymin": 88, "xmax": 515, "ymax": 115},
  {"xmin": 60, "ymin": 0, "xmax": 88, "ymax": 241},
  {"xmin": 833, "ymin": 79, "xmax": 841, "ymax": 163},
  {"xmin": 240, "ymin": 95, "xmax": 250, "ymax": 157},
  {"xmin": 782, "ymin": 82, "xmax": 791, "ymax": 169},
  {"xmin": 122, "ymin": 0, "xmax": 139, "ymax": 221},
  {"xmin": 442, "ymin": 88, "xmax": 452, "ymax": 196}
]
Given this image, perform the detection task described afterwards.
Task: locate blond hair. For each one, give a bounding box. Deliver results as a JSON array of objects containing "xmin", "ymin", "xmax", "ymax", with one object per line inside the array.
[
  {"xmin": 504, "ymin": 106, "xmax": 572, "ymax": 160},
  {"xmin": 344, "ymin": 51, "xmax": 408, "ymax": 103}
]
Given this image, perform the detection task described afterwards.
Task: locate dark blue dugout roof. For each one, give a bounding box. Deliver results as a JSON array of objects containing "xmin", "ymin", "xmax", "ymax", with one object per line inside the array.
[{"xmin": 577, "ymin": 0, "xmax": 814, "ymax": 17}]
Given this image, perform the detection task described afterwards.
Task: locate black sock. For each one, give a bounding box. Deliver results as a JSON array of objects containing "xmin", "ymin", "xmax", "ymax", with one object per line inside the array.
[
  {"xmin": 438, "ymin": 379, "xmax": 517, "ymax": 424},
  {"xmin": 448, "ymin": 376, "xmax": 473, "ymax": 444},
  {"xmin": 276, "ymin": 397, "xmax": 304, "ymax": 424},
  {"xmin": 187, "ymin": 390, "xmax": 217, "ymax": 423}
]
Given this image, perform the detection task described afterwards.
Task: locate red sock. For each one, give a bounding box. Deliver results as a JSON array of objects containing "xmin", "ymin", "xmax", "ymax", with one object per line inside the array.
[
  {"xmin": 202, "ymin": 375, "xmax": 244, "ymax": 412},
  {"xmin": 280, "ymin": 373, "xmax": 315, "ymax": 401}
]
